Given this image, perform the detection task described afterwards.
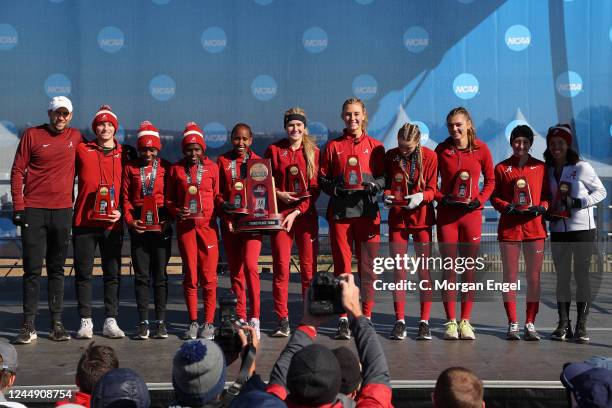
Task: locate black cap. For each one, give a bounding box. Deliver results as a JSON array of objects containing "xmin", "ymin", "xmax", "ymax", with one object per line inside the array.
[
  {"xmin": 510, "ymin": 124, "xmax": 534, "ymax": 145},
  {"xmin": 92, "ymin": 368, "xmax": 150, "ymax": 408},
  {"xmin": 287, "ymin": 344, "xmax": 341, "ymax": 405},
  {"xmin": 332, "ymin": 347, "xmax": 361, "ymax": 394}
]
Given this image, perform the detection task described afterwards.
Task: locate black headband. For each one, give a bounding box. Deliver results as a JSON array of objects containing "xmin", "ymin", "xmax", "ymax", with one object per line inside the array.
[{"xmin": 284, "ymin": 113, "xmax": 307, "ymax": 127}]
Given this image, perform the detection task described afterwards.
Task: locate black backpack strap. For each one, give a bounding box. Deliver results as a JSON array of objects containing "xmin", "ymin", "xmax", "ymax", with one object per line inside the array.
[{"xmin": 218, "ymin": 344, "xmax": 257, "ymax": 406}]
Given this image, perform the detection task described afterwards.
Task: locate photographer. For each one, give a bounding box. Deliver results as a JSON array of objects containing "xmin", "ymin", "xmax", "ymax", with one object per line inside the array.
[{"xmin": 266, "ymin": 274, "xmax": 392, "ymax": 407}]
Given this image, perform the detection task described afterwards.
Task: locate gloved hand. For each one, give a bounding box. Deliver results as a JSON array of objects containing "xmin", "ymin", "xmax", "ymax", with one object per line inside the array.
[
  {"xmin": 12, "ymin": 211, "xmax": 25, "ymax": 227},
  {"xmin": 334, "ymin": 184, "xmax": 356, "ymax": 197},
  {"xmin": 383, "ymin": 195, "xmax": 394, "ymax": 207},
  {"xmin": 505, "ymin": 204, "xmax": 522, "ymax": 215},
  {"xmin": 405, "ymin": 192, "xmax": 424, "ymax": 210},
  {"xmin": 526, "ymin": 205, "xmax": 547, "ymax": 216},
  {"xmin": 361, "ymin": 181, "xmax": 378, "ymax": 195},
  {"xmin": 440, "ymin": 195, "xmax": 461, "ymax": 207},
  {"xmin": 465, "ymin": 198, "xmax": 481, "ymax": 210},
  {"xmin": 567, "ymin": 197, "xmax": 583, "ymax": 209},
  {"xmin": 222, "ymin": 201, "xmax": 239, "ymax": 213}
]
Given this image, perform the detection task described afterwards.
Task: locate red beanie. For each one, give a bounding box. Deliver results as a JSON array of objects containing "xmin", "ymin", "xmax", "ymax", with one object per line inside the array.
[
  {"xmin": 181, "ymin": 122, "xmax": 206, "ymax": 151},
  {"xmin": 547, "ymin": 124, "xmax": 572, "ymax": 147},
  {"xmin": 91, "ymin": 105, "xmax": 119, "ymax": 135},
  {"xmin": 137, "ymin": 121, "xmax": 162, "ymax": 151}
]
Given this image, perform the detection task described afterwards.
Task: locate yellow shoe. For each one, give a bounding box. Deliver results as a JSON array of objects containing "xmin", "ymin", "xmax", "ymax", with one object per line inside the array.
[
  {"xmin": 444, "ymin": 320, "xmax": 459, "ymax": 340},
  {"xmin": 459, "ymin": 319, "xmax": 476, "ymax": 340}
]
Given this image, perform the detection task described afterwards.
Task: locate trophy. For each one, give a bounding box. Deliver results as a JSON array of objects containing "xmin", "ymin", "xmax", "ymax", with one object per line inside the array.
[
  {"xmin": 449, "ymin": 169, "xmax": 472, "ymax": 204},
  {"xmin": 140, "ymin": 195, "xmax": 162, "ymax": 231},
  {"xmin": 91, "ymin": 184, "xmax": 116, "ymax": 221},
  {"xmin": 226, "ymin": 180, "xmax": 249, "ymax": 214},
  {"xmin": 343, "ymin": 155, "xmax": 364, "ymax": 190},
  {"xmin": 286, "ymin": 164, "xmax": 310, "ymax": 199},
  {"xmin": 512, "ymin": 177, "xmax": 532, "ymax": 211},
  {"xmin": 389, "ymin": 171, "xmax": 410, "ymax": 206},
  {"xmin": 236, "ymin": 159, "xmax": 284, "ymax": 232},
  {"xmin": 184, "ymin": 184, "xmax": 203, "ymax": 219},
  {"xmin": 549, "ymin": 181, "xmax": 571, "ymax": 218}
]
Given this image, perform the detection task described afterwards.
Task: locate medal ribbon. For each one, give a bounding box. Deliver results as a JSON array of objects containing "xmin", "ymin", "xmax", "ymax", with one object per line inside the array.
[
  {"xmin": 230, "ymin": 151, "xmax": 250, "ymax": 181},
  {"xmin": 185, "ymin": 161, "xmax": 203, "ymax": 187},
  {"xmin": 140, "ymin": 158, "xmax": 158, "ymax": 197}
]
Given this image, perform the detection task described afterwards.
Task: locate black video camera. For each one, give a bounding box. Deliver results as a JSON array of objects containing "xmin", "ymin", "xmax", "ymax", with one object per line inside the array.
[
  {"xmin": 215, "ymin": 294, "xmax": 243, "ymax": 353},
  {"xmin": 309, "ymin": 272, "xmax": 345, "ymax": 315}
]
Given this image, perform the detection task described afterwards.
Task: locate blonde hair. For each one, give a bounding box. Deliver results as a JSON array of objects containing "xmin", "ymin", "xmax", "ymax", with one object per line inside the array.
[
  {"xmin": 446, "ymin": 106, "xmax": 479, "ymax": 151},
  {"xmin": 341, "ymin": 97, "xmax": 368, "ymax": 133},
  {"xmin": 398, "ymin": 123, "xmax": 425, "ymax": 191},
  {"xmin": 284, "ymin": 107, "xmax": 317, "ymax": 180}
]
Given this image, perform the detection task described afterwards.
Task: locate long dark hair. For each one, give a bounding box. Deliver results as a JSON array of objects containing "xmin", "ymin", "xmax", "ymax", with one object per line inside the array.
[{"xmin": 543, "ymin": 147, "xmax": 580, "ymax": 167}]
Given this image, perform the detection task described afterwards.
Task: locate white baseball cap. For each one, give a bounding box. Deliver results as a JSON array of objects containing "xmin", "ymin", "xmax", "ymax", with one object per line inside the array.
[{"xmin": 48, "ymin": 96, "xmax": 73, "ymax": 113}]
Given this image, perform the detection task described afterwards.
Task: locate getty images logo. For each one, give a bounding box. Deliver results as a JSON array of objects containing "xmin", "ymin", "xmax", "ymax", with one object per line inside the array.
[
  {"xmin": 251, "ymin": 75, "xmax": 277, "ymax": 101},
  {"xmin": 0, "ymin": 24, "xmax": 18, "ymax": 51},
  {"xmin": 453, "ymin": 73, "xmax": 479, "ymax": 100},
  {"xmin": 44, "ymin": 74, "xmax": 71, "ymax": 97},
  {"xmin": 201, "ymin": 27, "xmax": 227, "ymax": 53},
  {"xmin": 403, "ymin": 26, "xmax": 429, "ymax": 53},
  {"xmin": 505, "ymin": 25, "xmax": 531, "ymax": 51},
  {"xmin": 149, "ymin": 75, "xmax": 176, "ymax": 101},
  {"xmin": 556, "ymin": 71, "xmax": 583, "ymax": 98},
  {"xmin": 203, "ymin": 122, "xmax": 228, "ymax": 149},
  {"xmin": 98, "ymin": 26, "xmax": 125, "ymax": 53},
  {"xmin": 309, "ymin": 122, "xmax": 329, "ymax": 147},
  {"xmin": 303, "ymin": 27, "xmax": 328, "ymax": 54},
  {"xmin": 352, "ymin": 74, "xmax": 378, "ymax": 101}
]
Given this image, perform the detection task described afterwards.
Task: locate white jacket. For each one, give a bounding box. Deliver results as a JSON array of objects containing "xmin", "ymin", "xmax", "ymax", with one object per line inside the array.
[{"xmin": 547, "ymin": 160, "xmax": 607, "ymax": 232}]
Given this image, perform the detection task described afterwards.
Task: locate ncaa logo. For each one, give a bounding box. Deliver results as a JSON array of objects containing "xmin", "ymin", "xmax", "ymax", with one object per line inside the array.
[
  {"xmin": 505, "ymin": 25, "xmax": 531, "ymax": 51},
  {"xmin": 555, "ymin": 71, "xmax": 583, "ymax": 98},
  {"xmin": 403, "ymin": 26, "xmax": 429, "ymax": 53},
  {"xmin": 0, "ymin": 24, "xmax": 18, "ymax": 51},
  {"xmin": 203, "ymin": 122, "xmax": 228, "ymax": 149},
  {"xmin": 45, "ymin": 73, "xmax": 71, "ymax": 97},
  {"xmin": 115, "ymin": 125, "xmax": 126, "ymax": 144},
  {"xmin": 201, "ymin": 27, "xmax": 227, "ymax": 53},
  {"xmin": 411, "ymin": 121, "xmax": 430, "ymax": 145},
  {"xmin": 98, "ymin": 26, "xmax": 124, "ymax": 53},
  {"xmin": 149, "ymin": 75, "xmax": 176, "ymax": 101},
  {"xmin": 352, "ymin": 74, "xmax": 377, "ymax": 101},
  {"xmin": 504, "ymin": 119, "xmax": 529, "ymax": 142},
  {"xmin": 251, "ymin": 75, "xmax": 277, "ymax": 101},
  {"xmin": 609, "ymin": 124, "xmax": 612, "ymax": 138},
  {"xmin": 453, "ymin": 73, "xmax": 479, "ymax": 100},
  {"xmin": 309, "ymin": 122, "xmax": 329, "ymax": 147},
  {"xmin": 303, "ymin": 27, "xmax": 328, "ymax": 54},
  {"xmin": 254, "ymin": 0, "xmax": 274, "ymax": 5}
]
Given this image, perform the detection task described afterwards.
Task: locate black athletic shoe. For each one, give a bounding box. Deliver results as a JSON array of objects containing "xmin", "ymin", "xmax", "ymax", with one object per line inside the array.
[
  {"xmin": 49, "ymin": 321, "xmax": 70, "ymax": 342},
  {"xmin": 389, "ymin": 321, "xmax": 407, "ymax": 340},
  {"xmin": 270, "ymin": 318, "xmax": 290, "ymax": 338},
  {"xmin": 153, "ymin": 321, "xmax": 168, "ymax": 339},
  {"xmin": 416, "ymin": 321, "xmax": 432, "ymax": 340},
  {"xmin": 506, "ymin": 322, "xmax": 520, "ymax": 340},
  {"xmin": 13, "ymin": 322, "xmax": 37, "ymax": 344},
  {"xmin": 135, "ymin": 321, "xmax": 149, "ymax": 340},
  {"xmin": 574, "ymin": 320, "xmax": 589, "ymax": 344},
  {"xmin": 551, "ymin": 320, "xmax": 573, "ymax": 341},
  {"xmin": 334, "ymin": 318, "xmax": 351, "ymax": 340},
  {"xmin": 524, "ymin": 323, "xmax": 541, "ymax": 341}
]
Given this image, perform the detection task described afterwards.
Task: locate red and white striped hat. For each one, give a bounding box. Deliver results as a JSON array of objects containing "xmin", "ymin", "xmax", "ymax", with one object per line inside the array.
[
  {"xmin": 137, "ymin": 121, "xmax": 161, "ymax": 151},
  {"xmin": 91, "ymin": 105, "xmax": 118, "ymax": 134},
  {"xmin": 181, "ymin": 122, "xmax": 206, "ymax": 151},
  {"xmin": 547, "ymin": 123, "xmax": 572, "ymax": 147}
]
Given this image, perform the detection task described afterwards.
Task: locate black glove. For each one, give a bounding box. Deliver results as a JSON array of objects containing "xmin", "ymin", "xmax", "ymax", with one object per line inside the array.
[
  {"xmin": 334, "ymin": 182, "xmax": 356, "ymax": 197},
  {"xmin": 361, "ymin": 181, "xmax": 378, "ymax": 195},
  {"xmin": 543, "ymin": 212, "xmax": 562, "ymax": 222},
  {"xmin": 222, "ymin": 201, "xmax": 238, "ymax": 213},
  {"xmin": 527, "ymin": 205, "xmax": 547, "ymax": 216},
  {"xmin": 12, "ymin": 211, "xmax": 25, "ymax": 227},
  {"xmin": 440, "ymin": 195, "xmax": 460, "ymax": 207},
  {"xmin": 505, "ymin": 204, "xmax": 520, "ymax": 215},
  {"xmin": 568, "ymin": 197, "xmax": 583, "ymax": 209},
  {"xmin": 465, "ymin": 198, "xmax": 481, "ymax": 210}
]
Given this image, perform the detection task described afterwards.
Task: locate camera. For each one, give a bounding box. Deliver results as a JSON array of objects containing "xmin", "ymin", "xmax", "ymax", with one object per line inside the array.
[
  {"xmin": 215, "ymin": 293, "xmax": 243, "ymax": 353},
  {"xmin": 309, "ymin": 272, "xmax": 345, "ymax": 315}
]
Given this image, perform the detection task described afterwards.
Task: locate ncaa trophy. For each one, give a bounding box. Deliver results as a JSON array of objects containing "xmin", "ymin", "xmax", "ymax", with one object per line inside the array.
[
  {"xmin": 140, "ymin": 160, "xmax": 162, "ymax": 231},
  {"xmin": 343, "ymin": 155, "xmax": 364, "ymax": 190},
  {"xmin": 512, "ymin": 177, "xmax": 532, "ymax": 211},
  {"xmin": 286, "ymin": 164, "xmax": 310, "ymax": 199},
  {"xmin": 449, "ymin": 169, "xmax": 472, "ymax": 204},
  {"xmin": 91, "ymin": 184, "xmax": 116, "ymax": 221},
  {"xmin": 226, "ymin": 180, "xmax": 249, "ymax": 214},
  {"xmin": 549, "ymin": 181, "xmax": 571, "ymax": 218},
  {"xmin": 389, "ymin": 171, "xmax": 410, "ymax": 206}
]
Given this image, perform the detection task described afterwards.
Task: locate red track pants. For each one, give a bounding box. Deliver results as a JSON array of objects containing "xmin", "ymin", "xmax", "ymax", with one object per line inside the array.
[
  {"xmin": 500, "ymin": 239, "xmax": 544, "ymax": 324},
  {"xmin": 330, "ymin": 217, "xmax": 380, "ymax": 317},
  {"xmin": 271, "ymin": 213, "xmax": 318, "ymax": 320},
  {"xmin": 389, "ymin": 228, "xmax": 433, "ymax": 321},
  {"xmin": 437, "ymin": 207, "xmax": 482, "ymax": 321},
  {"xmin": 221, "ymin": 224, "xmax": 262, "ymax": 321},
  {"xmin": 177, "ymin": 223, "xmax": 219, "ymax": 323}
]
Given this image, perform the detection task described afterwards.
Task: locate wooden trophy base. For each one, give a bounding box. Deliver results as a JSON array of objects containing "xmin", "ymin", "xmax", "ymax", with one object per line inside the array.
[
  {"xmin": 141, "ymin": 224, "xmax": 162, "ymax": 232},
  {"xmin": 225, "ymin": 208, "xmax": 249, "ymax": 215},
  {"xmin": 236, "ymin": 213, "xmax": 284, "ymax": 232},
  {"xmin": 90, "ymin": 212, "xmax": 115, "ymax": 222}
]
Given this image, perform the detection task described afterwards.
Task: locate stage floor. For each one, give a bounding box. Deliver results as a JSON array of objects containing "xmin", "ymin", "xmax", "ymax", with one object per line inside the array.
[{"xmin": 1, "ymin": 272, "xmax": 611, "ymax": 389}]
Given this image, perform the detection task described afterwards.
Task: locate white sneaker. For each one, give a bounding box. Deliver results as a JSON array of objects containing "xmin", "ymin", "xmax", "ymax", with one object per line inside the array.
[
  {"xmin": 249, "ymin": 318, "xmax": 261, "ymax": 340},
  {"xmin": 103, "ymin": 318, "xmax": 125, "ymax": 339},
  {"xmin": 76, "ymin": 318, "xmax": 94, "ymax": 339}
]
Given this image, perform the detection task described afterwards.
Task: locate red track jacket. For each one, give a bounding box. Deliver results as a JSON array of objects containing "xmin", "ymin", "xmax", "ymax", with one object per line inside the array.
[{"xmin": 121, "ymin": 157, "xmax": 171, "ymax": 224}]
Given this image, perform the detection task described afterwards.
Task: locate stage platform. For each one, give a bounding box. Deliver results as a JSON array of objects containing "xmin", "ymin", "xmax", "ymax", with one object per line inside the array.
[{"xmin": 1, "ymin": 272, "xmax": 611, "ymax": 407}]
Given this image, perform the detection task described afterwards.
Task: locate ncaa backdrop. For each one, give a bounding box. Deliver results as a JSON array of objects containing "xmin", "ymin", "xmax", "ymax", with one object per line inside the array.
[{"xmin": 0, "ymin": 0, "xmax": 610, "ymax": 234}]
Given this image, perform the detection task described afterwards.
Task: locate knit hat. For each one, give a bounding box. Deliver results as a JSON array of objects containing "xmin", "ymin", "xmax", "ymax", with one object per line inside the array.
[
  {"xmin": 172, "ymin": 339, "xmax": 227, "ymax": 407},
  {"xmin": 92, "ymin": 368, "xmax": 150, "ymax": 408},
  {"xmin": 0, "ymin": 342, "xmax": 18, "ymax": 372},
  {"xmin": 286, "ymin": 344, "xmax": 341, "ymax": 405},
  {"xmin": 509, "ymin": 124, "xmax": 534, "ymax": 145},
  {"xmin": 561, "ymin": 362, "xmax": 612, "ymax": 408},
  {"xmin": 136, "ymin": 121, "xmax": 161, "ymax": 151},
  {"xmin": 547, "ymin": 123, "xmax": 572, "ymax": 147},
  {"xmin": 91, "ymin": 105, "xmax": 119, "ymax": 135},
  {"xmin": 48, "ymin": 96, "xmax": 73, "ymax": 113},
  {"xmin": 181, "ymin": 122, "xmax": 206, "ymax": 152},
  {"xmin": 332, "ymin": 347, "xmax": 361, "ymax": 394}
]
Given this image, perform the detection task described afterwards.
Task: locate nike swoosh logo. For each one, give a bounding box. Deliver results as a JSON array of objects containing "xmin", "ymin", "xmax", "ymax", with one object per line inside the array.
[
  {"xmin": 207, "ymin": 245, "xmax": 215, "ymax": 249},
  {"xmin": 536, "ymin": 250, "xmax": 543, "ymax": 253},
  {"xmin": 310, "ymin": 238, "xmax": 316, "ymax": 242},
  {"xmin": 42, "ymin": 144, "xmax": 50, "ymax": 147},
  {"xmin": 367, "ymin": 234, "xmax": 376, "ymax": 239},
  {"xmin": 87, "ymin": 149, "xmax": 95, "ymax": 152},
  {"xmin": 337, "ymin": 151, "xmax": 343, "ymax": 155},
  {"xmin": 530, "ymin": 166, "xmax": 537, "ymax": 169},
  {"xmin": 472, "ymin": 236, "xmax": 480, "ymax": 241}
]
